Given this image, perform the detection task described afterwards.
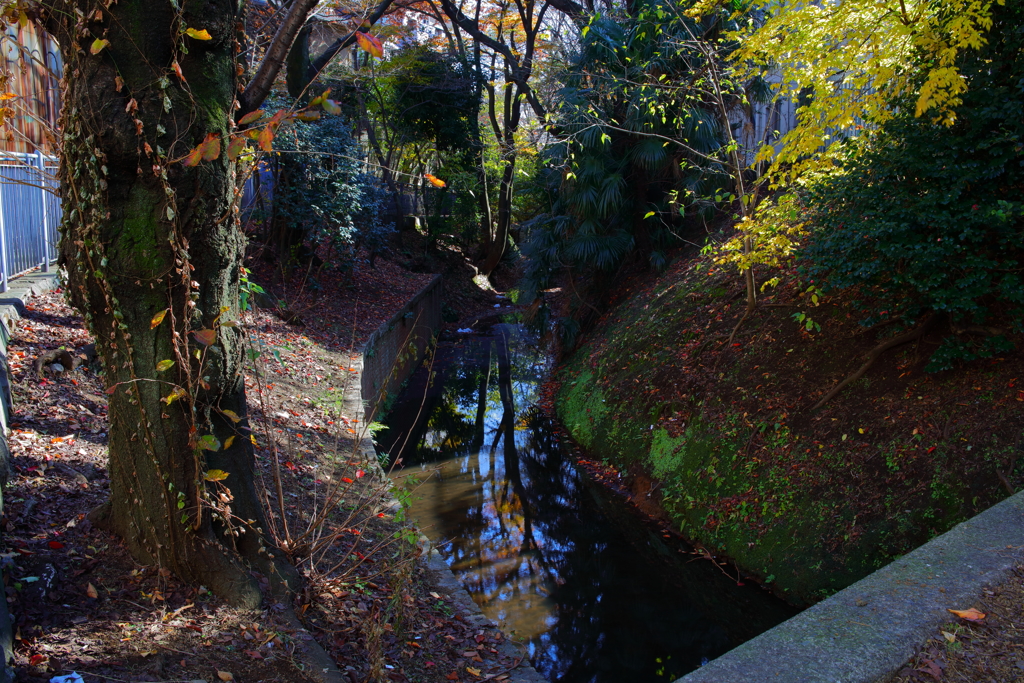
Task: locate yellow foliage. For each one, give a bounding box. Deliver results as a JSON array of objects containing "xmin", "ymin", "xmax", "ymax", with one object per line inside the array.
[
  {"xmin": 718, "ymin": 0, "xmax": 1002, "ymax": 185},
  {"xmin": 698, "ymin": 0, "xmax": 1002, "ymax": 274},
  {"xmin": 716, "ymin": 191, "xmax": 808, "ymax": 271}
]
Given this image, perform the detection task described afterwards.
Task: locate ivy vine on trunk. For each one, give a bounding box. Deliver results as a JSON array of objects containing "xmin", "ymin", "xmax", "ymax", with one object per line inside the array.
[{"xmin": 37, "ymin": 0, "xmax": 321, "ymax": 608}]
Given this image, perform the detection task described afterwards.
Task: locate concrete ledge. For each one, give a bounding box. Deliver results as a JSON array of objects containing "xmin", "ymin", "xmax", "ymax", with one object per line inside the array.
[{"xmin": 678, "ymin": 490, "xmax": 1024, "ymax": 683}]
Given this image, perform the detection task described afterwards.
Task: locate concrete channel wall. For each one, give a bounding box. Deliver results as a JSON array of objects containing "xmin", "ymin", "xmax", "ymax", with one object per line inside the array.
[
  {"xmin": 360, "ymin": 274, "xmax": 443, "ymax": 422},
  {"xmin": 346, "ymin": 276, "xmax": 547, "ymax": 683},
  {"xmin": 678, "ymin": 489, "xmax": 1024, "ymax": 683}
]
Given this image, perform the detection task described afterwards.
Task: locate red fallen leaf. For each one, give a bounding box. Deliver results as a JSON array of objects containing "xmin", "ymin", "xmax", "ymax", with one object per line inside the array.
[
  {"xmin": 446, "ymin": 673, "xmax": 459, "ymax": 681},
  {"xmin": 948, "ymin": 607, "xmax": 985, "ymax": 621},
  {"xmin": 29, "ymin": 654, "xmax": 46, "ymax": 665},
  {"xmin": 284, "ymin": 461, "xmax": 297, "ymax": 471},
  {"xmin": 245, "ymin": 650, "xmax": 263, "ymax": 659},
  {"xmin": 341, "ymin": 477, "xmax": 354, "ymax": 484},
  {"xmin": 355, "ymin": 469, "xmax": 365, "ymax": 478},
  {"xmin": 48, "ymin": 541, "xmax": 64, "ymax": 550}
]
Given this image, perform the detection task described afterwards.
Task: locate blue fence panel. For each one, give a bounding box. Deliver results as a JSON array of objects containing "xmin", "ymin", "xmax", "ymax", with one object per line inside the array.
[{"xmin": 0, "ymin": 152, "xmax": 59, "ymax": 291}]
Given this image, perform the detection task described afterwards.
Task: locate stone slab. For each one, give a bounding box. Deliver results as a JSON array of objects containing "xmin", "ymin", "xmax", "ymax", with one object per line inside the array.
[{"xmin": 678, "ymin": 490, "xmax": 1024, "ymax": 683}]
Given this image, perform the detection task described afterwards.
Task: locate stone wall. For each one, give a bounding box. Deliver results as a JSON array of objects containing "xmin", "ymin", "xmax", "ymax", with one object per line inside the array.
[{"xmin": 360, "ymin": 274, "xmax": 442, "ymax": 422}]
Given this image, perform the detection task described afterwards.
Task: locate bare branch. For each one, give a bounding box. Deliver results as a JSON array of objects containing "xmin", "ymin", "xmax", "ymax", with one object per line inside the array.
[{"xmin": 239, "ymin": 0, "xmax": 322, "ymax": 119}]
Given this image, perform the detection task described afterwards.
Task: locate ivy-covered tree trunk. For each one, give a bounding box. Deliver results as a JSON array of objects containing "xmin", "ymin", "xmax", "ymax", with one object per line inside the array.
[{"xmin": 46, "ymin": 0, "xmax": 295, "ymax": 606}]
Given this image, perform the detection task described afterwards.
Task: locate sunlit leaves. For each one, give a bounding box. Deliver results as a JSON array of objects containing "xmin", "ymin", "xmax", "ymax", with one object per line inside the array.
[
  {"xmin": 220, "ymin": 409, "xmax": 242, "ymax": 423},
  {"xmin": 204, "ymin": 468, "xmax": 230, "ymax": 481},
  {"xmin": 185, "ymin": 28, "xmax": 212, "ymax": 40},
  {"xmin": 183, "ymin": 133, "xmax": 221, "ymax": 166},
  {"xmin": 258, "ymin": 126, "xmax": 275, "ymax": 152},
  {"xmin": 151, "ymin": 309, "xmax": 168, "ymax": 328},
  {"xmin": 223, "ymin": 435, "xmax": 235, "ymax": 450},
  {"xmin": 90, "ymin": 38, "xmax": 110, "ymax": 55},
  {"xmin": 322, "ymin": 99, "xmax": 341, "ymax": 116},
  {"xmin": 424, "ymin": 173, "xmax": 446, "ymax": 188},
  {"xmin": 728, "ymin": 0, "xmax": 1004, "ymax": 185},
  {"xmin": 355, "ymin": 31, "xmax": 383, "ymax": 58},
  {"xmin": 156, "ymin": 359, "xmax": 175, "ymax": 372}
]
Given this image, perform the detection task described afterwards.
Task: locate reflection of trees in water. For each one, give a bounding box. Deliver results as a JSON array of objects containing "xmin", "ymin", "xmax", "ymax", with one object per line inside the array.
[{"xmin": 384, "ymin": 326, "xmax": 765, "ymax": 682}]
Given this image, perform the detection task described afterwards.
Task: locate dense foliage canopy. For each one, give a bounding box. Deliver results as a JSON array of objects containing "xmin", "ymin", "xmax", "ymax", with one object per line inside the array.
[{"xmin": 800, "ymin": 1, "xmax": 1024, "ymax": 370}]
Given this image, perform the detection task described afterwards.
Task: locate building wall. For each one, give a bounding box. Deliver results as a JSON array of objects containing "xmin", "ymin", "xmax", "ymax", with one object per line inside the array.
[{"xmin": 0, "ymin": 22, "xmax": 61, "ymax": 155}]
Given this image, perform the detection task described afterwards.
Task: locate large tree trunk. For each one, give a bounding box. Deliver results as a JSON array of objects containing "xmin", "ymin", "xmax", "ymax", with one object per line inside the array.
[{"xmin": 48, "ymin": 0, "xmax": 295, "ymax": 607}]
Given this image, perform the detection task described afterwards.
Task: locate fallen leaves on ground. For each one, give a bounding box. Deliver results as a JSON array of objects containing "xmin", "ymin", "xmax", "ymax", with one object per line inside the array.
[{"xmin": 2, "ymin": 253, "xmax": 530, "ymax": 683}]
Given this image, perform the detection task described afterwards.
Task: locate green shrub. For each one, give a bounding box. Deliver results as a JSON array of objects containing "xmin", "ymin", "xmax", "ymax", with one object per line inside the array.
[{"xmin": 801, "ymin": 3, "xmax": 1024, "ymax": 370}]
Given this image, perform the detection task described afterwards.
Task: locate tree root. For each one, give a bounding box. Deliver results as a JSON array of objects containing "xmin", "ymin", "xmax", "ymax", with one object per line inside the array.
[
  {"xmin": 691, "ymin": 334, "xmax": 729, "ymax": 358},
  {"xmin": 727, "ymin": 307, "xmax": 752, "ymax": 344},
  {"xmin": 811, "ymin": 315, "xmax": 939, "ymax": 411}
]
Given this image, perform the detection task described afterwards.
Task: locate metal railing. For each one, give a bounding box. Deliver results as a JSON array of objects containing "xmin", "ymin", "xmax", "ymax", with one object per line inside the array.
[
  {"xmin": 0, "ymin": 150, "xmax": 60, "ymax": 292},
  {"xmin": 0, "ymin": 155, "xmax": 266, "ymax": 293}
]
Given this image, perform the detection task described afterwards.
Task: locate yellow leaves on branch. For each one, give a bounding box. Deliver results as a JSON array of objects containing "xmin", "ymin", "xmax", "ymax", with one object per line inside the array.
[
  {"xmin": 727, "ymin": 0, "xmax": 1004, "ymax": 185},
  {"xmin": 716, "ymin": 191, "xmax": 807, "ymax": 272},
  {"xmin": 185, "ymin": 28, "xmax": 212, "ymax": 41}
]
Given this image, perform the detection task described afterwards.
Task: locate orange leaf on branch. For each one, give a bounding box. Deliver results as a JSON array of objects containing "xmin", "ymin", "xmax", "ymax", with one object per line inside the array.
[
  {"xmin": 424, "ymin": 173, "xmax": 446, "ymax": 188},
  {"xmin": 238, "ymin": 109, "xmax": 264, "ymax": 126},
  {"xmin": 258, "ymin": 126, "xmax": 275, "ymax": 152},
  {"xmin": 192, "ymin": 328, "xmax": 217, "ymax": 347},
  {"xmin": 185, "ymin": 27, "xmax": 212, "ymax": 40},
  {"xmin": 226, "ymin": 135, "xmax": 246, "ymax": 160},
  {"xmin": 355, "ymin": 31, "xmax": 384, "ymax": 59}
]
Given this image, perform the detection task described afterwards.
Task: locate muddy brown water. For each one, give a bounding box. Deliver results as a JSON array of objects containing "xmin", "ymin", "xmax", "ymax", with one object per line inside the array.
[{"xmin": 380, "ymin": 324, "xmax": 799, "ymax": 682}]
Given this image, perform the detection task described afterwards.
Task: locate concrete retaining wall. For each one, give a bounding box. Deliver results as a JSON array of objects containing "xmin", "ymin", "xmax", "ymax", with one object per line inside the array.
[
  {"xmin": 360, "ymin": 274, "xmax": 442, "ymax": 422},
  {"xmin": 678, "ymin": 489, "xmax": 1024, "ymax": 683}
]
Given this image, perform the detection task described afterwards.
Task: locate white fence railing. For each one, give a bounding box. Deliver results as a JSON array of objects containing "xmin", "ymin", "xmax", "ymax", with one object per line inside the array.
[{"xmin": 0, "ymin": 151, "xmax": 59, "ymax": 292}]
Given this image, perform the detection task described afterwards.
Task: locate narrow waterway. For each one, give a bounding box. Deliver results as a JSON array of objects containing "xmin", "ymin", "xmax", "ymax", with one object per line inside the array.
[{"xmin": 379, "ymin": 324, "xmax": 798, "ymax": 682}]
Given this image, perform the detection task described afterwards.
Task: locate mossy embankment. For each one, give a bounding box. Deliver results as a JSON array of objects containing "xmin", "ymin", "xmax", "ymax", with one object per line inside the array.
[{"xmin": 554, "ymin": 254, "xmax": 1024, "ymax": 605}]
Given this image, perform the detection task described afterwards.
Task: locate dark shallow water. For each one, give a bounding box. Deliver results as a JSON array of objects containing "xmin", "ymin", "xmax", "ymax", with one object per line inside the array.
[{"xmin": 379, "ymin": 324, "xmax": 799, "ymax": 682}]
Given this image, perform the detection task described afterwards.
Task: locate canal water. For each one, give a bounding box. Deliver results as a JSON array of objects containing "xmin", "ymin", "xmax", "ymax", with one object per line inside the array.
[{"xmin": 379, "ymin": 324, "xmax": 798, "ymax": 682}]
